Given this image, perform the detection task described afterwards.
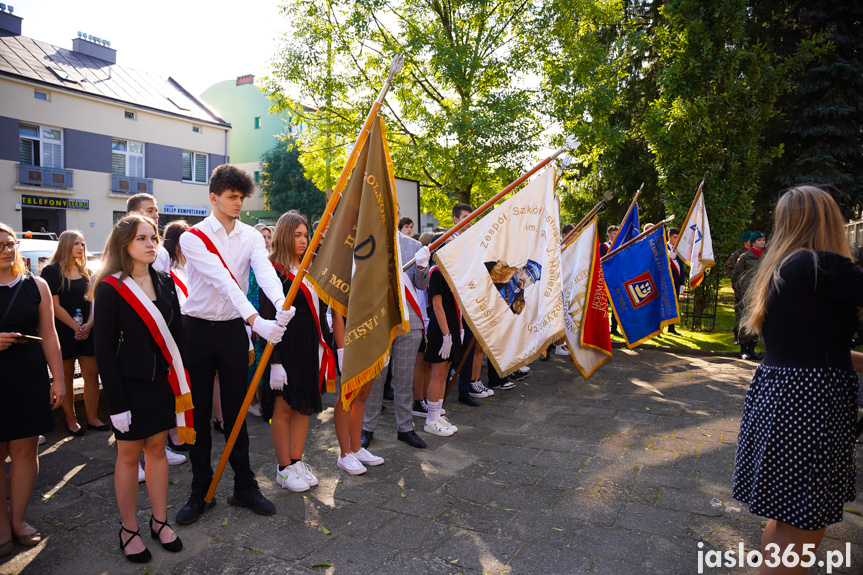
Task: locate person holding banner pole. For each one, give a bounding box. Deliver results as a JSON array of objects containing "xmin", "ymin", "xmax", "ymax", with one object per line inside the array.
[
  {"xmin": 92, "ymin": 214, "xmax": 189, "ymax": 563},
  {"xmin": 175, "ymin": 165, "xmax": 295, "ymax": 525}
]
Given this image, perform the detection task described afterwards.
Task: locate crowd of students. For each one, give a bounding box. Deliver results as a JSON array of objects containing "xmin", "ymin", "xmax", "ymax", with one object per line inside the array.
[{"xmin": 2, "ymin": 171, "xmax": 861, "ymax": 572}]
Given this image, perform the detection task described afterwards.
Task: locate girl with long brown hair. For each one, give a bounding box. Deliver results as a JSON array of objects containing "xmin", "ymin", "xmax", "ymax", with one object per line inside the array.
[
  {"xmin": 41, "ymin": 230, "xmax": 106, "ymax": 434},
  {"xmin": 92, "ymin": 214, "xmax": 189, "ymax": 563},
  {"xmin": 0, "ymin": 223, "xmax": 65, "ymax": 556},
  {"xmin": 732, "ymin": 186, "xmax": 863, "ymax": 574},
  {"xmin": 260, "ymin": 211, "xmax": 335, "ymax": 489}
]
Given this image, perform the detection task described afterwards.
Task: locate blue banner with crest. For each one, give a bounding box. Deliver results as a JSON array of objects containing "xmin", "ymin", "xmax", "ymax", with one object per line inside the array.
[{"xmin": 602, "ymin": 224, "xmax": 680, "ymax": 348}]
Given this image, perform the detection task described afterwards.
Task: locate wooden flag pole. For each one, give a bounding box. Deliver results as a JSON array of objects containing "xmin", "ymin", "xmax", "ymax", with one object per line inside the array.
[
  {"xmin": 205, "ymin": 55, "xmax": 406, "ymax": 504},
  {"xmin": 600, "ymin": 216, "xmax": 675, "ymax": 263},
  {"xmin": 671, "ymin": 172, "xmax": 707, "ymax": 253},
  {"xmin": 401, "ymin": 141, "xmax": 576, "ymax": 272},
  {"xmin": 442, "ymin": 338, "xmax": 477, "ymax": 405},
  {"xmin": 560, "ymin": 191, "xmax": 613, "ymax": 251}
]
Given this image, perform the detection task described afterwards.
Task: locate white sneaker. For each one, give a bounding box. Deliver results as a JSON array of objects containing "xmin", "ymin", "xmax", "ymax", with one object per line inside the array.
[
  {"xmin": 478, "ymin": 381, "xmax": 494, "ymax": 396},
  {"xmin": 337, "ymin": 453, "xmax": 367, "ymax": 475},
  {"xmin": 555, "ymin": 344, "xmax": 570, "ymax": 355},
  {"xmin": 518, "ymin": 366, "xmax": 530, "ymax": 374},
  {"xmin": 468, "ymin": 380, "xmax": 491, "ymax": 398},
  {"xmin": 424, "ymin": 418, "xmax": 454, "ymax": 437},
  {"xmin": 295, "ymin": 461, "xmax": 318, "ymax": 486},
  {"xmin": 497, "ymin": 380, "xmax": 517, "ymax": 390},
  {"xmin": 165, "ymin": 446, "xmax": 187, "ymax": 466},
  {"xmin": 438, "ymin": 415, "xmax": 458, "ymax": 433},
  {"xmin": 248, "ymin": 403, "xmax": 262, "ymax": 417},
  {"xmin": 38, "ymin": 435, "xmax": 46, "ymax": 445},
  {"xmin": 137, "ymin": 463, "xmax": 146, "ymax": 483},
  {"xmin": 276, "ymin": 463, "xmax": 310, "ymax": 492},
  {"xmin": 353, "ymin": 447, "xmax": 384, "ymax": 466}
]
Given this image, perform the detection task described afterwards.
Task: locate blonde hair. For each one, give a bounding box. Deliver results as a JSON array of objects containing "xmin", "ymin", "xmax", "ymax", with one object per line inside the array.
[
  {"xmin": 91, "ymin": 215, "xmax": 159, "ymax": 299},
  {"xmin": 0, "ymin": 222, "xmax": 26, "ymax": 277},
  {"xmin": 50, "ymin": 230, "xmax": 91, "ymax": 286},
  {"xmin": 741, "ymin": 185, "xmax": 851, "ymax": 335},
  {"xmin": 270, "ymin": 211, "xmax": 308, "ymax": 272}
]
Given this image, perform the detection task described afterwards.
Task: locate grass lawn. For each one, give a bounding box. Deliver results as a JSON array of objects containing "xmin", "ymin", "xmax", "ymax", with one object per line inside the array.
[{"xmin": 610, "ymin": 277, "xmax": 762, "ymax": 354}]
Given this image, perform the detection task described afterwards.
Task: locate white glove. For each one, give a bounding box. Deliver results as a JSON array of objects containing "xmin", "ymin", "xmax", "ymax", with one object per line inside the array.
[
  {"xmin": 440, "ymin": 333, "xmax": 453, "ymax": 360},
  {"xmin": 252, "ymin": 317, "xmax": 286, "ymax": 344},
  {"xmin": 679, "ymin": 285, "xmax": 685, "ymax": 296},
  {"xmin": 337, "ymin": 348, "xmax": 344, "ymax": 367},
  {"xmin": 270, "ymin": 364, "xmax": 287, "ymax": 391},
  {"xmin": 415, "ymin": 246, "xmax": 430, "ymax": 268},
  {"xmin": 111, "ymin": 411, "xmax": 132, "ymax": 434},
  {"xmin": 275, "ymin": 305, "xmax": 296, "ymax": 327}
]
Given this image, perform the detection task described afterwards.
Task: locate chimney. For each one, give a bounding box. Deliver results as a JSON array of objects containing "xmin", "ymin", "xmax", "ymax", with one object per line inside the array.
[
  {"xmin": 0, "ymin": 4, "xmax": 21, "ymax": 35},
  {"xmin": 236, "ymin": 74, "xmax": 255, "ymax": 86},
  {"xmin": 72, "ymin": 33, "xmax": 116, "ymax": 64}
]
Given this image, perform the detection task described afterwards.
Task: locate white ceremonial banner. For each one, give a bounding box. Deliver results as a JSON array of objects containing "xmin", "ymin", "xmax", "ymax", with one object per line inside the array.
[
  {"xmin": 674, "ymin": 189, "xmax": 714, "ymax": 288},
  {"xmin": 434, "ymin": 168, "xmax": 564, "ymax": 376},
  {"xmin": 560, "ymin": 218, "xmax": 611, "ymax": 378}
]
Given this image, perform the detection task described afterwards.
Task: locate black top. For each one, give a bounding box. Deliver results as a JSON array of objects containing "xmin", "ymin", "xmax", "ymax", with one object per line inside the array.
[
  {"xmin": 428, "ymin": 268, "xmax": 459, "ymax": 335},
  {"xmin": 40, "ymin": 263, "xmax": 91, "ymax": 323},
  {"xmin": 762, "ymin": 251, "xmax": 863, "ymax": 370},
  {"xmin": 93, "ymin": 267, "xmax": 183, "ymax": 415}
]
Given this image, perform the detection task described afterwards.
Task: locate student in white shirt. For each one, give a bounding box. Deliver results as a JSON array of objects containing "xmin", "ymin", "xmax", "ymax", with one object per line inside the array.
[{"xmin": 174, "ymin": 165, "xmax": 294, "ymax": 525}]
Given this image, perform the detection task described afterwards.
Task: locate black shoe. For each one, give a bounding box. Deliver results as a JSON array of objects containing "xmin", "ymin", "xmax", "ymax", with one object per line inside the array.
[
  {"xmin": 87, "ymin": 423, "xmax": 111, "ymax": 431},
  {"xmin": 458, "ymin": 395, "xmax": 479, "ymax": 407},
  {"xmin": 66, "ymin": 424, "xmax": 85, "ymax": 437},
  {"xmin": 508, "ymin": 370, "xmax": 528, "ymax": 382},
  {"xmin": 667, "ymin": 326, "xmax": 678, "ymax": 335},
  {"xmin": 411, "ymin": 399, "xmax": 429, "ymax": 417},
  {"xmin": 118, "ymin": 524, "xmax": 151, "ymax": 563},
  {"xmin": 175, "ymin": 490, "xmax": 216, "ymax": 525},
  {"xmin": 149, "ymin": 516, "xmax": 182, "ymax": 552},
  {"xmin": 397, "ymin": 430, "xmax": 427, "ymax": 448},
  {"xmin": 213, "ymin": 419, "xmax": 224, "ymax": 433},
  {"xmin": 228, "ymin": 488, "xmax": 276, "ymax": 516},
  {"xmin": 167, "ymin": 435, "xmax": 189, "ymax": 452},
  {"xmin": 360, "ymin": 429, "xmax": 373, "ymax": 449}
]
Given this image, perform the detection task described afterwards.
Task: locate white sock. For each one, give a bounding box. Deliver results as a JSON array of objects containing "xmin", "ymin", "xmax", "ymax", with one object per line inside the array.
[{"xmin": 427, "ymin": 399, "xmax": 442, "ymax": 423}]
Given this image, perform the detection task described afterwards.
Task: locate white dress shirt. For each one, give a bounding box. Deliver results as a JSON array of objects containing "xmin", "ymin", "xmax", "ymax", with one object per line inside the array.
[
  {"xmin": 153, "ymin": 245, "xmax": 171, "ymax": 273},
  {"xmin": 179, "ymin": 213, "xmax": 285, "ymax": 322}
]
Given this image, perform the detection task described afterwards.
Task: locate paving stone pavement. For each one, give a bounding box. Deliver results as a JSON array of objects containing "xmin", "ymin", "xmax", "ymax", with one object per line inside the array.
[{"xmin": 2, "ymin": 349, "xmax": 862, "ymax": 574}]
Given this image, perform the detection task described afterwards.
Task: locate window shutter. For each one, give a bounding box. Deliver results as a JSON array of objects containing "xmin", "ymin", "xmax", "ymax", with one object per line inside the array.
[
  {"xmin": 194, "ymin": 153, "xmax": 207, "ymax": 183},
  {"xmin": 42, "ymin": 141, "xmax": 62, "ymax": 168},
  {"xmin": 130, "ymin": 155, "xmax": 144, "ymax": 178},
  {"xmin": 182, "ymin": 152, "xmax": 192, "ymax": 180},
  {"xmin": 112, "ymin": 153, "xmax": 126, "ymax": 175},
  {"xmin": 19, "ymin": 139, "xmax": 34, "ymax": 165}
]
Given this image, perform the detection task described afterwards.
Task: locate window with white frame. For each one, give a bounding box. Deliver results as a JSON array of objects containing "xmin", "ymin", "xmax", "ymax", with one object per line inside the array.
[
  {"xmin": 182, "ymin": 151, "xmax": 208, "ymax": 183},
  {"xmin": 19, "ymin": 123, "xmax": 63, "ymax": 168},
  {"xmin": 112, "ymin": 139, "xmax": 145, "ymax": 178}
]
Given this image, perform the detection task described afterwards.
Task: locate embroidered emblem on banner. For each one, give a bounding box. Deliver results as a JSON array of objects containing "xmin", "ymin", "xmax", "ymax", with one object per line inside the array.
[{"xmin": 625, "ymin": 272, "xmax": 657, "ymax": 308}]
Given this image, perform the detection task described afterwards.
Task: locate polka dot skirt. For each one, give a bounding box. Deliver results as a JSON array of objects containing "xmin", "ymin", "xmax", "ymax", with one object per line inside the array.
[{"xmin": 732, "ymin": 364, "xmax": 859, "ymax": 531}]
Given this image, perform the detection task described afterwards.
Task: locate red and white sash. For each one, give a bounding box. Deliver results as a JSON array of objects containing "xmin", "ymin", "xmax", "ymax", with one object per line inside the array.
[
  {"xmin": 274, "ymin": 264, "xmax": 336, "ymax": 391},
  {"xmin": 103, "ymin": 273, "xmax": 195, "ymax": 444},
  {"xmin": 185, "ymin": 226, "xmax": 255, "ymax": 363},
  {"xmin": 169, "ymin": 268, "xmax": 188, "ymax": 307},
  {"xmin": 401, "ymin": 269, "xmax": 424, "ymax": 334}
]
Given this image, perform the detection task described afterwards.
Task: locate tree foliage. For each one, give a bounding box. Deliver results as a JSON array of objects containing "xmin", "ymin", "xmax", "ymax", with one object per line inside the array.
[
  {"xmin": 262, "ymin": 0, "xmax": 543, "ymax": 223},
  {"xmin": 260, "ymin": 139, "xmax": 327, "ymax": 223}
]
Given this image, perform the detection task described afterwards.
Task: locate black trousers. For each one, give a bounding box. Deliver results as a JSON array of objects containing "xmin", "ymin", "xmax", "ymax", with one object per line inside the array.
[
  {"xmin": 184, "ymin": 317, "xmax": 257, "ymax": 494},
  {"xmin": 458, "ymin": 326, "xmax": 506, "ymax": 392}
]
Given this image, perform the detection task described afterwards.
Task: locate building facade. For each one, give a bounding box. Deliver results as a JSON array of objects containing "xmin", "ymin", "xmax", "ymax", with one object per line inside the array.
[{"xmin": 0, "ymin": 10, "xmax": 230, "ymax": 246}]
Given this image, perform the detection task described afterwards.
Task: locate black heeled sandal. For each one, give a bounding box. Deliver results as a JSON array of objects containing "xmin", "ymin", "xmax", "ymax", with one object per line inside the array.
[
  {"xmin": 150, "ymin": 515, "xmax": 183, "ymax": 552},
  {"xmin": 118, "ymin": 524, "xmax": 151, "ymax": 563},
  {"xmin": 213, "ymin": 419, "xmax": 224, "ymax": 433}
]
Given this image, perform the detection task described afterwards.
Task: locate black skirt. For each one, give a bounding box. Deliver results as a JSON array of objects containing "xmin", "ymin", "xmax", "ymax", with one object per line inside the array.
[
  {"xmin": 111, "ymin": 376, "xmax": 176, "ymax": 441},
  {"xmin": 732, "ymin": 364, "xmax": 859, "ymax": 530}
]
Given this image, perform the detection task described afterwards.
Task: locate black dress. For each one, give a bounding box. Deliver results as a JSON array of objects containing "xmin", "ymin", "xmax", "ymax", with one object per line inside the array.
[
  {"xmin": 423, "ymin": 268, "xmax": 462, "ymax": 364},
  {"xmin": 93, "ymin": 267, "xmax": 181, "ymax": 440},
  {"xmin": 732, "ymin": 251, "xmax": 863, "ymax": 530},
  {"xmin": 260, "ymin": 268, "xmax": 323, "ymax": 416},
  {"xmin": 40, "ymin": 263, "xmax": 95, "ymax": 359},
  {"xmin": 0, "ymin": 275, "xmax": 56, "ymax": 441}
]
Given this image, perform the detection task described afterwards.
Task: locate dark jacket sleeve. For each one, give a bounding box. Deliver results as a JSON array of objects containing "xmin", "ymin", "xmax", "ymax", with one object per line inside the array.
[
  {"xmin": 93, "ymin": 281, "xmax": 130, "ymax": 415},
  {"xmin": 158, "ymin": 271, "xmax": 184, "ymax": 350}
]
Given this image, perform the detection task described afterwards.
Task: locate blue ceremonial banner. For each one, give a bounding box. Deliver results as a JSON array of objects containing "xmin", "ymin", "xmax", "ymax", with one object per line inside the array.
[
  {"xmin": 602, "ymin": 224, "xmax": 680, "ymax": 348},
  {"xmin": 610, "ymin": 202, "xmax": 639, "ymax": 251}
]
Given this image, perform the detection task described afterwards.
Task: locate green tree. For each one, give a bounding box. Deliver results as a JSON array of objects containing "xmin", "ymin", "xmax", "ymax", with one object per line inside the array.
[
  {"xmin": 262, "ymin": 0, "xmax": 544, "ymax": 223},
  {"xmin": 260, "ymin": 139, "xmax": 327, "ymax": 223}
]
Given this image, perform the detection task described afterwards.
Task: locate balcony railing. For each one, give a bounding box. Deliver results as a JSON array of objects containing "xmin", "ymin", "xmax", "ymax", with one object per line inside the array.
[
  {"xmin": 17, "ymin": 164, "xmax": 74, "ymax": 188},
  {"xmin": 111, "ymin": 174, "xmax": 154, "ymax": 194}
]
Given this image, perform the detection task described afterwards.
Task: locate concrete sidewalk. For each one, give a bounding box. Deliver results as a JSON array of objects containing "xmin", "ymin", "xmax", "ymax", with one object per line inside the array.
[{"xmin": 3, "ymin": 349, "xmax": 861, "ymax": 574}]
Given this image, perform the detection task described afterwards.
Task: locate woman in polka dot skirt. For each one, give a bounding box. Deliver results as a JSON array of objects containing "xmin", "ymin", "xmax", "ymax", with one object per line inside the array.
[{"xmin": 732, "ymin": 185, "xmax": 863, "ymax": 573}]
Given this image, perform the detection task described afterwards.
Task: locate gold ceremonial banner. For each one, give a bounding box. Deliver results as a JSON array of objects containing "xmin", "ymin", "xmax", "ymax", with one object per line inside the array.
[
  {"xmin": 434, "ymin": 167, "xmax": 564, "ymax": 377},
  {"xmin": 307, "ymin": 117, "xmax": 409, "ymax": 410}
]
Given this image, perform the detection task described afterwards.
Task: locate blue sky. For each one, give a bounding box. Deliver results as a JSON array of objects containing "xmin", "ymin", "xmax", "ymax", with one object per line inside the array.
[{"xmin": 15, "ymin": 0, "xmax": 287, "ymax": 96}]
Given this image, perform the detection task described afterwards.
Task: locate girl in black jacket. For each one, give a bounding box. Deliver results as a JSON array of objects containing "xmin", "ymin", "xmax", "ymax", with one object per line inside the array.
[{"xmin": 93, "ymin": 214, "xmax": 187, "ymax": 563}]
